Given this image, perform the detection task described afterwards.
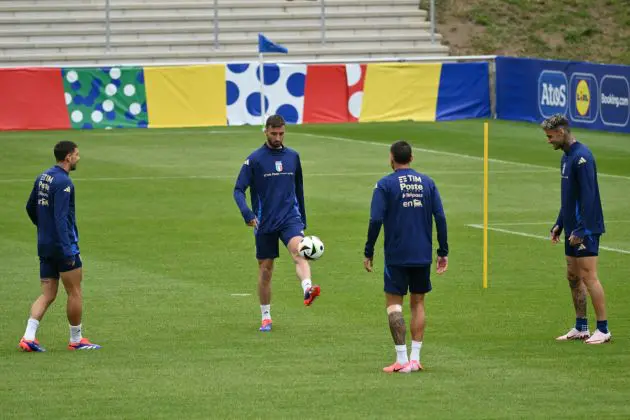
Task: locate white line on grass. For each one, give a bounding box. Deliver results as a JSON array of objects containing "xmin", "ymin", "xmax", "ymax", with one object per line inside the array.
[
  {"xmin": 466, "ymin": 224, "xmax": 630, "ymax": 255},
  {"xmin": 487, "ymin": 220, "xmax": 630, "ymax": 226},
  {"xmin": 299, "ymin": 133, "xmax": 630, "ymax": 181},
  {"xmin": 0, "ymin": 170, "xmax": 551, "ymax": 183},
  {"xmin": 231, "ymin": 293, "xmax": 252, "ymax": 297}
]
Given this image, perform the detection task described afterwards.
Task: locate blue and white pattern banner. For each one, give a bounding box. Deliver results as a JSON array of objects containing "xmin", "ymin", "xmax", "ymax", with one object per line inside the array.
[
  {"xmin": 496, "ymin": 56, "xmax": 630, "ymax": 134},
  {"xmin": 226, "ymin": 63, "xmax": 306, "ymax": 125}
]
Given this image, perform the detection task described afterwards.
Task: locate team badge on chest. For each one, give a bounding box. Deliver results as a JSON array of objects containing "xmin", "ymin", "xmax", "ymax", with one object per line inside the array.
[{"xmin": 275, "ymin": 161, "xmax": 283, "ymax": 172}]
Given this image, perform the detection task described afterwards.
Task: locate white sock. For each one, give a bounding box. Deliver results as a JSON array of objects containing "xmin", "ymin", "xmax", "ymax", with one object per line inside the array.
[
  {"xmin": 261, "ymin": 305, "xmax": 271, "ymax": 321},
  {"xmin": 395, "ymin": 344, "xmax": 408, "ymax": 364},
  {"xmin": 301, "ymin": 278, "xmax": 312, "ymax": 293},
  {"xmin": 411, "ymin": 340, "xmax": 423, "ymax": 362},
  {"xmin": 24, "ymin": 318, "xmax": 39, "ymax": 341},
  {"xmin": 70, "ymin": 324, "xmax": 82, "ymax": 343}
]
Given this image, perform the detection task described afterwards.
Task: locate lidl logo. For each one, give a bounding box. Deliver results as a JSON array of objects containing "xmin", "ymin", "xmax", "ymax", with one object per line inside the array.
[
  {"xmin": 538, "ymin": 70, "xmax": 568, "ymax": 118},
  {"xmin": 570, "ymin": 73, "xmax": 598, "ymax": 123},
  {"xmin": 575, "ymin": 80, "xmax": 591, "ymax": 116}
]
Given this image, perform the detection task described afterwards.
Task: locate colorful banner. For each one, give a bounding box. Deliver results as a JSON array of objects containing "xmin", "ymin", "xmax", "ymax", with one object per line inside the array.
[
  {"xmin": 346, "ymin": 64, "xmax": 367, "ymax": 122},
  {"xmin": 0, "ymin": 68, "xmax": 69, "ymax": 130},
  {"xmin": 226, "ymin": 63, "xmax": 306, "ymax": 125},
  {"xmin": 496, "ymin": 56, "xmax": 630, "ymax": 133},
  {"xmin": 303, "ymin": 65, "xmax": 348, "ymax": 123},
  {"xmin": 0, "ymin": 62, "xmax": 490, "ymax": 131},
  {"xmin": 145, "ymin": 65, "xmax": 226, "ymax": 128},
  {"xmin": 360, "ymin": 63, "xmax": 443, "ymax": 122},
  {"xmin": 436, "ymin": 63, "xmax": 491, "ymax": 121},
  {"xmin": 62, "ymin": 67, "xmax": 148, "ymax": 129}
]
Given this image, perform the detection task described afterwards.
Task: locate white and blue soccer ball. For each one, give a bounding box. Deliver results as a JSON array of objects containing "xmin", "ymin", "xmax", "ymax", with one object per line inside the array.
[{"xmin": 298, "ymin": 235, "xmax": 325, "ymax": 260}]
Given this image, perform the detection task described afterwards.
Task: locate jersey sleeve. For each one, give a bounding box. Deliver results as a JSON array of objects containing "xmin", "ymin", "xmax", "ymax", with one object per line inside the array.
[
  {"xmin": 233, "ymin": 157, "xmax": 256, "ymax": 224},
  {"xmin": 364, "ymin": 180, "xmax": 387, "ymax": 258},
  {"xmin": 295, "ymin": 154, "xmax": 307, "ymax": 229},
  {"xmin": 572, "ymin": 154, "xmax": 597, "ymax": 238},
  {"xmin": 25, "ymin": 179, "xmax": 38, "ymax": 226},
  {"xmin": 432, "ymin": 182, "xmax": 448, "ymax": 257},
  {"xmin": 53, "ymin": 181, "xmax": 74, "ymax": 258}
]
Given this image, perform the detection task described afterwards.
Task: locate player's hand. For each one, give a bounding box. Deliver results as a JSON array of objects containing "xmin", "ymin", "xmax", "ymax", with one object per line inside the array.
[
  {"xmin": 247, "ymin": 217, "xmax": 258, "ymax": 228},
  {"xmin": 550, "ymin": 225, "xmax": 561, "ymax": 244},
  {"xmin": 436, "ymin": 256, "xmax": 448, "ymax": 274},
  {"xmin": 364, "ymin": 257, "xmax": 373, "ymax": 273},
  {"xmin": 568, "ymin": 234, "xmax": 583, "ymax": 246}
]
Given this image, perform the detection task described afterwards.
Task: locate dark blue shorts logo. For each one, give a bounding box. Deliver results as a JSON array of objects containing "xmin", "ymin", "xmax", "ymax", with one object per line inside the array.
[
  {"xmin": 538, "ymin": 71, "xmax": 568, "ymax": 118},
  {"xmin": 600, "ymin": 75, "xmax": 630, "ymax": 127}
]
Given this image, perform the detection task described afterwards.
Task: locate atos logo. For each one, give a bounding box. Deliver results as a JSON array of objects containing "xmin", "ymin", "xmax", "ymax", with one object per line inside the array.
[{"xmin": 538, "ymin": 71, "xmax": 568, "ymax": 118}]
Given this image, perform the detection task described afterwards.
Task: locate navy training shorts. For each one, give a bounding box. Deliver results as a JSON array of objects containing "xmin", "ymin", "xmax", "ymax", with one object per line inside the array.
[{"xmin": 384, "ymin": 264, "xmax": 432, "ymax": 296}]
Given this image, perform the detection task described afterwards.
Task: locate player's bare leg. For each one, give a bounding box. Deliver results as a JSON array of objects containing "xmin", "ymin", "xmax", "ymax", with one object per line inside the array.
[
  {"xmin": 579, "ymin": 256, "xmax": 611, "ymax": 344},
  {"xmin": 409, "ymin": 293, "xmax": 425, "ymax": 371},
  {"xmin": 19, "ymin": 279, "xmax": 58, "ymax": 352},
  {"xmin": 287, "ymin": 236, "xmax": 320, "ymax": 306},
  {"xmin": 383, "ymin": 293, "xmax": 411, "ymax": 373},
  {"xmin": 31, "ymin": 279, "xmax": 59, "ymax": 320},
  {"xmin": 556, "ymin": 257, "xmax": 590, "ymax": 341},
  {"xmin": 61, "ymin": 267, "xmax": 100, "ymax": 350},
  {"xmin": 258, "ymin": 259, "xmax": 274, "ymax": 331}
]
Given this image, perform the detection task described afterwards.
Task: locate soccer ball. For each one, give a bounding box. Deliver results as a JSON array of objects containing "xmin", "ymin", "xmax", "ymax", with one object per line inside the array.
[{"xmin": 298, "ymin": 235, "xmax": 325, "ymax": 260}]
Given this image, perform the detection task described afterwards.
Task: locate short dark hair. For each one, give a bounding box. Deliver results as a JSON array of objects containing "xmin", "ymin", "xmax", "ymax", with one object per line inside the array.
[
  {"xmin": 265, "ymin": 114, "xmax": 285, "ymax": 129},
  {"xmin": 390, "ymin": 140, "xmax": 412, "ymax": 164},
  {"xmin": 541, "ymin": 114, "xmax": 570, "ymax": 132},
  {"xmin": 54, "ymin": 141, "xmax": 77, "ymax": 162}
]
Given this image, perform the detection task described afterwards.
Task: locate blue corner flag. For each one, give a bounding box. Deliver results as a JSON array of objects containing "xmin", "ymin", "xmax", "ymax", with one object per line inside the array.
[{"xmin": 258, "ymin": 33, "xmax": 288, "ymax": 54}]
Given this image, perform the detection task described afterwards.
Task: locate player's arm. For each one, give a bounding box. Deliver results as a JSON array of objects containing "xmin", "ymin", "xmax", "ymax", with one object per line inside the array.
[
  {"xmin": 571, "ymin": 155, "xmax": 597, "ymax": 239},
  {"xmin": 432, "ymin": 183, "xmax": 449, "ymax": 274},
  {"xmin": 295, "ymin": 154, "xmax": 307, "ymax": 229},
  {"xmin": 233, "ymin": 158, "xmax": 257, "ymax": 225},
  {"xmin": 550, "ymin": 207, "xmax": 563, "ymax": 243},
  {"xmin": 53, "ymin": 182, "xmax": 74, "ymax": 262},
  {"xmin": 25, "ymin": 181, "xmax": 38, "ymax": 226},
  {"xmin": 364, "ymin": 182, "xmax": 386, "ymax": 272}
]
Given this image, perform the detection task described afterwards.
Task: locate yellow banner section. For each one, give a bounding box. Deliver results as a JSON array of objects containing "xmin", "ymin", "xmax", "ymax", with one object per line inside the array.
[
  {"xmin": 360, "ymin": 63, "xmax": 442, "ymax": 122},
  {"xmin": 145, "ymin": 65, "xmax": 226, "ymax": 128}
]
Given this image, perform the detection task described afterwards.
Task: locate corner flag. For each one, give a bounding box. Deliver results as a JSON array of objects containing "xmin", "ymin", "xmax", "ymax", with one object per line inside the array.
[{"xmin": 258, "ymin": 33, "xmax": 288, "ymax": 54}]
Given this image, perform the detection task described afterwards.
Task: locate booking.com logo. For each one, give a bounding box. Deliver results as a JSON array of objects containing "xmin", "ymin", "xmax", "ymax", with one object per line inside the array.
[{"xmin": 538, "ymin": 70, "xmax": 568, "ymax": 118}]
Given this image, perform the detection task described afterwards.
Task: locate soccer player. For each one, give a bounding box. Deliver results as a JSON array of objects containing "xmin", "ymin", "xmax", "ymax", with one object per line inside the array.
[
  {"xmin": 543, "ymin": 114, "xmax": 611, "ymax": 344},
  {"xmin": 19, "ymin": 141, "xmax": 101, "ymax": 352},
  {"xmin": 364, "ymin": 141, "xmax": 448, "ymax": 373},
  {"xmin": 233, "ymin": 114, "xmax": 320, "ymax": 332}
]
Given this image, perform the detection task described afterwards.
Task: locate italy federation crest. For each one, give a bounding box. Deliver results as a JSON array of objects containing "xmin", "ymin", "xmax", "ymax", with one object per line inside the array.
[{"xmin": 275, "ymin": 161, "xmax": 283, "ymax": 172}]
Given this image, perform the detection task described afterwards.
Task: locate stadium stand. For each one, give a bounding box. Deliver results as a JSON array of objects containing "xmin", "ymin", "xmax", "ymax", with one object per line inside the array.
[{"xmin": 0, "ymin": 0, "xmax": 448, "ymax": 65}]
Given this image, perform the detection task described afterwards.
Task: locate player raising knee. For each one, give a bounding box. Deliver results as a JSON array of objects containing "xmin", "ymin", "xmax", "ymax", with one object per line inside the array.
[{"xmin": 233, "ymin": 115, "xmax": 320, "ymax": 332}]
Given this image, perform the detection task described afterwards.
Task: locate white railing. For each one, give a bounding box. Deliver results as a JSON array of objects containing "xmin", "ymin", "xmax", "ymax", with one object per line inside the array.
[{"xmin": 102, "ymin": 0, "xmax": 438, "ymax": 50}]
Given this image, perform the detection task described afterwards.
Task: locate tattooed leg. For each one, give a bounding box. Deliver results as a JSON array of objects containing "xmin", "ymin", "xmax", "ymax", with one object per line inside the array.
[
  {"xmin": 568, "ymin": 275, "xmax": 587, "ymax": 318},
  {"xmin": 567, "ymin": 257, "xmax": 587, "ymax": 318},
  {"xmin": 388, "ymin": 310, "xmax": 406, "ymax": 345}
]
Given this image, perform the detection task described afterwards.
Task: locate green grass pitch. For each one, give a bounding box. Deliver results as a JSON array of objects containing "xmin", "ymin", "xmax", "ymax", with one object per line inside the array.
[{"xmin": 1, "ymin": 120, "xmax": 629, "ymax": 419}]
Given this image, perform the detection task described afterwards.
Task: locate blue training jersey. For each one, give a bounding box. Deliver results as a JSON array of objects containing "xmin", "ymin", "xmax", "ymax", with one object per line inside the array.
[
  {"xmin": 233, "ymin": 144, "xmax": 306, "ymax": 233},
  {"xmin": 554, "ymin": 141, "xmax": 605, "ymax": 238},
  {"xmin": 364, "ymin": 168, "xmax": 448, "ymax": 266},
  {"xmin": 26, "ymin": 165, "xmax": 80, "ymax": 259}
]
